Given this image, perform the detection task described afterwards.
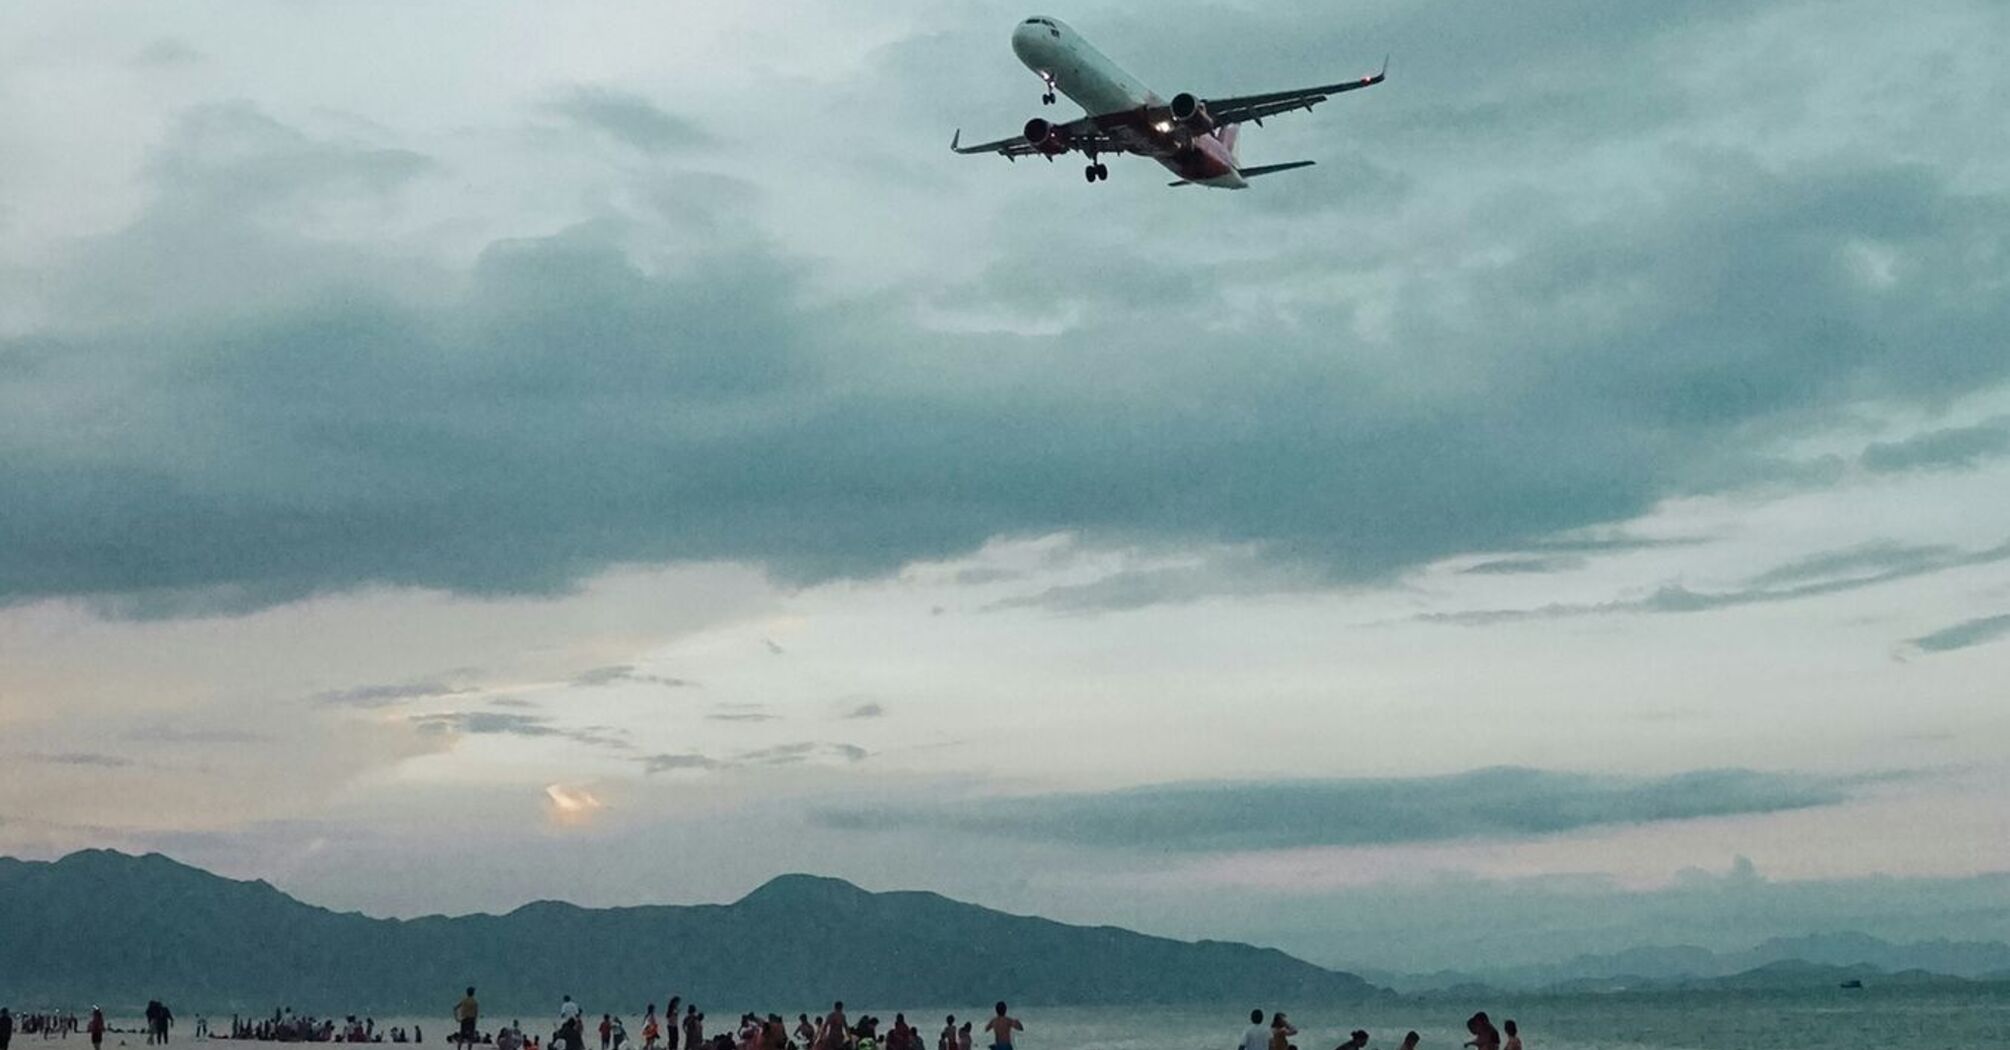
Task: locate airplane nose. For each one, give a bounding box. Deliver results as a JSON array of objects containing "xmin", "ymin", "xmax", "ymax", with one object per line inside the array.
[{"xmin": 1010, "ymin": 26, "xmax": 1039, "ymax": 61}]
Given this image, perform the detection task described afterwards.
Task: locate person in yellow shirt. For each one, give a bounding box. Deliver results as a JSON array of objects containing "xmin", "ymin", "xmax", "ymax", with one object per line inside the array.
[{"xmin": 455, "ymin": 988, "xmax": 480, "ymax": 1049}]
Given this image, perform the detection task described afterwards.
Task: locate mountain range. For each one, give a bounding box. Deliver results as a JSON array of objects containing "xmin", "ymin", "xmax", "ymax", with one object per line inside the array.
[
  {"xmin": 1360, "ymin": 931, "xmax": 2010, "ymax": 995},
  {"xmin": 0, "ymin": 850, "xmax": 1378, "ymax": 1013}
]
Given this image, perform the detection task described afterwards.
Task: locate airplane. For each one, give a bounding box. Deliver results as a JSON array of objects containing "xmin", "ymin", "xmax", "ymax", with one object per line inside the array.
[{"xmin": 952, "ymin": 15, "xmax": 1386, "ymax": 189}]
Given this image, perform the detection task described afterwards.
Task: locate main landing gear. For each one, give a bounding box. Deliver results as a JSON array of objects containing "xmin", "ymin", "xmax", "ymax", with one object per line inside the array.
[{"xmin": 1083, "ymin": 162, "xmax": 1109, "ymax": 183}]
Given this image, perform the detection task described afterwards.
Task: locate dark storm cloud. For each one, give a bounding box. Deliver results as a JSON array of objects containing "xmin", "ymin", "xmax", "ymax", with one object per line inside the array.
[
  {"xmin": 640, "ymin": 752, "xmax": 721, "ymax": 774},
  {"xmin": 988, "ymin": 557, "xmax": 1299, "ymax": 614},
  {"xmin": 27, "ymin": 752, "xmax": 136, "ymax": 768},
  {"xmin": 1426, "ymin": 539, "xmax": 2010, "ymax": 625},
  {"xmin": 812, "ymin": 767, "xmax": 1860, "ymax": 851},
  {"xmin": 1861, "ymin": 421, "xmax": 2010, "ymax": 473},
  {"xmin": 3, "ymin": 1, "xmax": 2009, "ymax": 618},
  {"xmin": 1461, "ymin": 556, "xmax": 1586, "ymax": 576},
  {"xmin": 311, "ymin": 677, "xmax": 476, "ymax": 709},
  {"xmin": 1904, "ymin": 613, "xmax": 2010, "ymax": 654},
  {"xmin": 570, "ymin": 665, "xmax": 696, "ymax": 689},
  {"xmin": 638, "ymin": 741, "xmax": 866, "ymax": 774},
  {"xmin": 410, "ymin": 711, "xmax": 629, "ymax": 750},
  {"xmin": 550, "ymin": 87, "xmax": 711, "ymax": 154}
]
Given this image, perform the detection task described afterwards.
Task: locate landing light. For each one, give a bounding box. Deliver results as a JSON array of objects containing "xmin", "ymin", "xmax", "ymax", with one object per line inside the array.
[{"xmin": 1154, "ymin": 120, "xmax": 1172, "ymax": 132}]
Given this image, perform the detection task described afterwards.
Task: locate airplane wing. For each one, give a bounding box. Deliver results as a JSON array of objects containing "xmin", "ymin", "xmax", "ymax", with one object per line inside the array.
[
  {"xmin": 950, "ymin": 116, "xmax": 1122, "ymax": 160},
  {"xmin": 1200, "ymin": 57, "xmax": 1388, "ymax": 127}
]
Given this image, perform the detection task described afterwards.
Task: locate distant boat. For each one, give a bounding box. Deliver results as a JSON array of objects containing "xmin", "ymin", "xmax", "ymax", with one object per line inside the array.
[{"xmin": 1840, "ymin": 979, "xmax": 1865, "ymax": 989}]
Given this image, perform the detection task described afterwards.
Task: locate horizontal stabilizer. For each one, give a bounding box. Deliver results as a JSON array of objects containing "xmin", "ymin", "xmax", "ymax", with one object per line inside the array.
[
  {"xmin": 1238, "ymin": 160, "xmax": 1316, "ymax": 178},
  {"xmin": 1168, "ymin": 160, "xmax": 1317, "ymax": 188}
]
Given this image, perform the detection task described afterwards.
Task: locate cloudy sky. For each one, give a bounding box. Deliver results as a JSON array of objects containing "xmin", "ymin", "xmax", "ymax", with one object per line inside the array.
[{"xmin": 2, "ymin": 0, "xmax": 2008, "ymax": 973}]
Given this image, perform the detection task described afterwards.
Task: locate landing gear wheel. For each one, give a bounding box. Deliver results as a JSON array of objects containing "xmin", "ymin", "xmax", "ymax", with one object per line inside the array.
[
  {"xmin": 1084, "ymin": 164, "xmax": 1097, "ymax": 183},
  {"xmin": 1081, "ymin": 162, "xmax": 1109, "ymax": 183},
  {"xmin": 1042, "ymin": 91, "xmax": 1056, "ymax": 105},
  {"xmin": 1096, "ymin": 163, "xmax": 1109, "ymax": 180}
]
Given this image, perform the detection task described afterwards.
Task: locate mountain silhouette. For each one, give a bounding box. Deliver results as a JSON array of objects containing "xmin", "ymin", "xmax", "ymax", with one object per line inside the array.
[{"xmin": 0, "ymin": 851, "xmax": 1379, "ymax": 1013}]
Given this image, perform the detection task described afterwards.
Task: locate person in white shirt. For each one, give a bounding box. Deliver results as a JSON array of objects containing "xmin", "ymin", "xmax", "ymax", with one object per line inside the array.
[{"xmin": 1239, "ymin": 1011, "xmax": 1269, "ymax": 1050}]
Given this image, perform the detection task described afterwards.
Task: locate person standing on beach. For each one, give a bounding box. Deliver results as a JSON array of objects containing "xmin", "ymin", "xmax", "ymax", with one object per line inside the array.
[
  {"xmin": 664, "ymin": 1002, "xmax": 682, "ymax": 1050},
  {"xmin": 981, "ymin": 1005, "xmax": 1019, "ymax": 1050},
  {"xmin": 87, "ymin": 1011, "xmax": 103, "ymax": 1050},
  {"xmin": 819, "ymin": 1005, "xmax": 846, "ymax": 1050},
  {"xmin": 456, "ymin": 988, "xmax": 481, "ymax": 1050},
  {"xmin": 1237, "ymin": 1010, "xmax": 1268, "ymax": 1050},
  {"xmin": 1397, "ymin": 1035, "xmax": 1418, "ymax": 1050},
  {"xmin": 1266, "ymin": 1014, "xmax": 1295, "ymax": 1050},
  {"xmin": 681, "ymin": 1007, "xmax": 702, "ymax": 1050},
  {"xmin": 1501, "ymin": 1021, "xmax": 1520, "ymax": 1050},
  {"xmin": 1463, "ymin": 1014, "xmax": 1499, "ymax": 1050}
]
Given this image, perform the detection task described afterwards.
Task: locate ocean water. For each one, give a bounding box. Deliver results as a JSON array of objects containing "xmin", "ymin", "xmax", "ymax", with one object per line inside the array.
[{"xmin": 110, "ymin": 987, "xmax": 2010, "ymax": 1050}]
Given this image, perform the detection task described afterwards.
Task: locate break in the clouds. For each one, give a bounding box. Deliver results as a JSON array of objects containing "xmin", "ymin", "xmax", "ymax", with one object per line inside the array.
[{"xmin": 814, "ymin": 767, "xmax": 1861, "ymax": 851}]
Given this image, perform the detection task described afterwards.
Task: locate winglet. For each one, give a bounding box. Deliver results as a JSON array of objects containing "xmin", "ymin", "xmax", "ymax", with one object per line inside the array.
[
  {"xmin": 1381, "ymin": 53, "xmax": 1390, "ymax": 79},
  {"xmin": 951, "ymin": 129, "xmax": 962, "ymax": 152}
]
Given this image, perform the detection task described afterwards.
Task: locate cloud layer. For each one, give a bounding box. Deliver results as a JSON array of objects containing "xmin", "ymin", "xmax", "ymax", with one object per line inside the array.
[
  {"xmin": 2, "ymin": 2, "xmax": 2007, "ymax": 616},
  {"xmin": 815, "ymin": 767, "xmax": 1860, "ymax": 851}
]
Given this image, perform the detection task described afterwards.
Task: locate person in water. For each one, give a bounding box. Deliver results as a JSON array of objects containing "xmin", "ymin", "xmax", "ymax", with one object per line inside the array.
[
  {"xmin": 1397, "ymin": 1034, "xmax": 1419, "ymax": 1050},
  {"xmin": 981, "ymin": 1005, "xmax": 1020, "ymax": 1050},
  {"xmin": 1333, "ymin": 1031, "xmax": 1369, "ymax": 1050}
]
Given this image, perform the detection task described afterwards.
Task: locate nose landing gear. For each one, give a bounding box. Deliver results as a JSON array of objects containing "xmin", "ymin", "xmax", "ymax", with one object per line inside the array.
[{"xmin": 1038, "ymin": 72, "xmax": 1058, "ymax": 106}]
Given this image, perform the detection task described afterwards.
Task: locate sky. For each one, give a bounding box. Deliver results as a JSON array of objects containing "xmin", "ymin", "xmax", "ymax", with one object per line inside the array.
[{"xmin": 1, "ymin": 0, "xmax": 2008, "ymax": 975}]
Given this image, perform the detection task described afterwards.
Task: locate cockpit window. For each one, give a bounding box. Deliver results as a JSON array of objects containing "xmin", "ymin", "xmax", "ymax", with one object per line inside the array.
[{"xmin": 1022, "ymin": 18, "xmax": 1057, "ymax": 27}]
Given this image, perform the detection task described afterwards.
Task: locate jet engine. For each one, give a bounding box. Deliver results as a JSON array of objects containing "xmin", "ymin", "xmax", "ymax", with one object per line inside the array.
[
  {"xmin": 1169, "ymin": 92, "xmax": 1215, "ymax": 134},
  {"xmin": 1022, "ymin": 117, "xmax": 1071, "ymax": 154}
]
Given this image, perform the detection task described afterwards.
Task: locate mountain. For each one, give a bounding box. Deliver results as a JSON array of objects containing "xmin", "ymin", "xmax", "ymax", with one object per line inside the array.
[{"xmin": 0, "ymin": 851, "xmax": 1380, "ymax": 1013}]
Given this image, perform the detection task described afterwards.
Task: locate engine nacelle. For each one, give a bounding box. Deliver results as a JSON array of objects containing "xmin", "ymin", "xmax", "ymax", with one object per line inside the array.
[
  {"xmin": 1169, "ymin": 92, "xmax": 1214, "ymax": 134},
  {"xmin": 1022, "ymin": 117, "xmax": 1071, "ymax": 155}
]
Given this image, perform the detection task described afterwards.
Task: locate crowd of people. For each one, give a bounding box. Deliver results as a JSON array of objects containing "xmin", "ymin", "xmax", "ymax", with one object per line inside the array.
[
  {"xmin": 1240, "ymin": 1007, "xmax": 1525, "ymax": 1050},
  {"xmin": 440, "ymin": 992, "xmax": 1027, "ymax": 1050},
  {"xmin": 3, "ymin": 994, "xmax": 1525, "ymax": 1050},
  {"xmin": 6, "ymin": 1013, "xmax": 81, "ymax": 1039},
  {"xmin": 223, "ymin": 1010, "xmax": 420, "ymax": 1043}
]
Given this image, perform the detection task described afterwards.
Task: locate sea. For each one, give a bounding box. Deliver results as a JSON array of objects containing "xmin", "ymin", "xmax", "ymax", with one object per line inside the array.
[{"xmin": 102, "ymin": 987, "xmax": 2010, "ymax": 1050}]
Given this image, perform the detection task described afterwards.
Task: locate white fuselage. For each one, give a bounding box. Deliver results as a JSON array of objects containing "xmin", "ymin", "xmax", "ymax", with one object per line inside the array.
[{"xmin": 1010, "ymin": 16, "xmax": 1246, "ymax": 188}]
